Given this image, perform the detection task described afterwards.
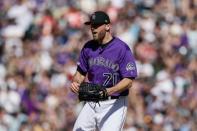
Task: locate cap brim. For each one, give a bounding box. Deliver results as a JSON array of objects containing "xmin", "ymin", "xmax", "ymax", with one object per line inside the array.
[
  {"xmin": 84, "ymin": 21, "xmax": 91, "ymax": 25},
  {"xmin": 84, "ymin": 22, "xmax": 107, "ymax": 26}
]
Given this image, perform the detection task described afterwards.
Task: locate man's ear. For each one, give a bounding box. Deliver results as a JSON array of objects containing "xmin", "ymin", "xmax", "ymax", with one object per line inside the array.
[{"xmin": 105, "ymin": 24, "xmax": 110, "ymax": 31}]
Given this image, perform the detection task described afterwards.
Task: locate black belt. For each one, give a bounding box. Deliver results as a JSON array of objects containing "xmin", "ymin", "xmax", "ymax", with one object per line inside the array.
[{"xmin": 107, "ymin": 95, "xmax": 126, "ymax": 100}]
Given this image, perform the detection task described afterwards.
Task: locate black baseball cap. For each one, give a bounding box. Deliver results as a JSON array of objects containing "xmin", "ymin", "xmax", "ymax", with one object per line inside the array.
[{"xmin": 84, "ymin": 11, "xmax": 110, "ymax": 25}]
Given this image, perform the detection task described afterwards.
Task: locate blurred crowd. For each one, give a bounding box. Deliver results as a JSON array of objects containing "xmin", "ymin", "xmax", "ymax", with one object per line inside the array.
[{"xmin": 0, "ymin": 0, "xmax": 197, "ymax": 131}]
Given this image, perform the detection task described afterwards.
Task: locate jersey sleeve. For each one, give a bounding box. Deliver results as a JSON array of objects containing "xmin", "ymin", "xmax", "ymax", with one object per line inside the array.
[
  {"xmin": 77, "ymin": 46, "xmax": 89, "ymax": 75},
  {"xmin": 119, "ymin": 46, "xmax": 137, "ymax": 79}
]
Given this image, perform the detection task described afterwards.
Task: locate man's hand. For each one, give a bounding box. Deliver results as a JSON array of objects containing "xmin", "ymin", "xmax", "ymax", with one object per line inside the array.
[
  {"xmin": 70, "ymin": 71, "xmax": 86, "ymax": 94},
  {"xmin": 70, "ymin": 82, "xmax": 80, "ymax": 94},
  {"xmin": 105, "ymin": 88, "xmax": 113, "ymax": 96}
]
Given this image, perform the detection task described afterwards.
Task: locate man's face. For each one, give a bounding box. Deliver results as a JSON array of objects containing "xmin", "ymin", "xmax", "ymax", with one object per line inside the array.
[{"xmin": 90, "ymin": 24, "xmax": 106, "ymax": 41}]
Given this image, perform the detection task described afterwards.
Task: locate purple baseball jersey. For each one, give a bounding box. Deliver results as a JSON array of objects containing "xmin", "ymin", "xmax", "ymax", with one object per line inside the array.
[{"xmin": 77, "ymin": 37, "xmax": 137, "ymax": 96}]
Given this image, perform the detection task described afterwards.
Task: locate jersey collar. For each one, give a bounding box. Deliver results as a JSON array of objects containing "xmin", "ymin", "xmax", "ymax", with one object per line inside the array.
[{"xmin": 100, "ymin": 37, "xmax": 115, "ymax": 49}]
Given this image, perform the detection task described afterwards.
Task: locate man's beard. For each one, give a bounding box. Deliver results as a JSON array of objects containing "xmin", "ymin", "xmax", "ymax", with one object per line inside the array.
[{"xmin": 93, "ymin": 30, "xmax": 106, "ymax": 42}]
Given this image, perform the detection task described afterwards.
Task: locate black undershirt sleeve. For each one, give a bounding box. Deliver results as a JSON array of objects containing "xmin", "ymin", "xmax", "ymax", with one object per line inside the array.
[{"xmin": 77, "ymin": 66, "xmax": 87, "ymax": 76}]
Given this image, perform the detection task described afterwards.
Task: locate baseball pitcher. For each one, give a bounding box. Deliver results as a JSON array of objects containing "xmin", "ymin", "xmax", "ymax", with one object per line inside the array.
[{"xmin": 70, "ymin": 11, "xmax": 137, "ymax": 131}]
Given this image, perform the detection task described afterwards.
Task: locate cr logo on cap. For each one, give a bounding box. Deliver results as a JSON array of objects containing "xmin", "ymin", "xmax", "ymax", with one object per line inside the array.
[{"xmin": 92, "ymin": 14, "xmax": 96, "ymax": 20}]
